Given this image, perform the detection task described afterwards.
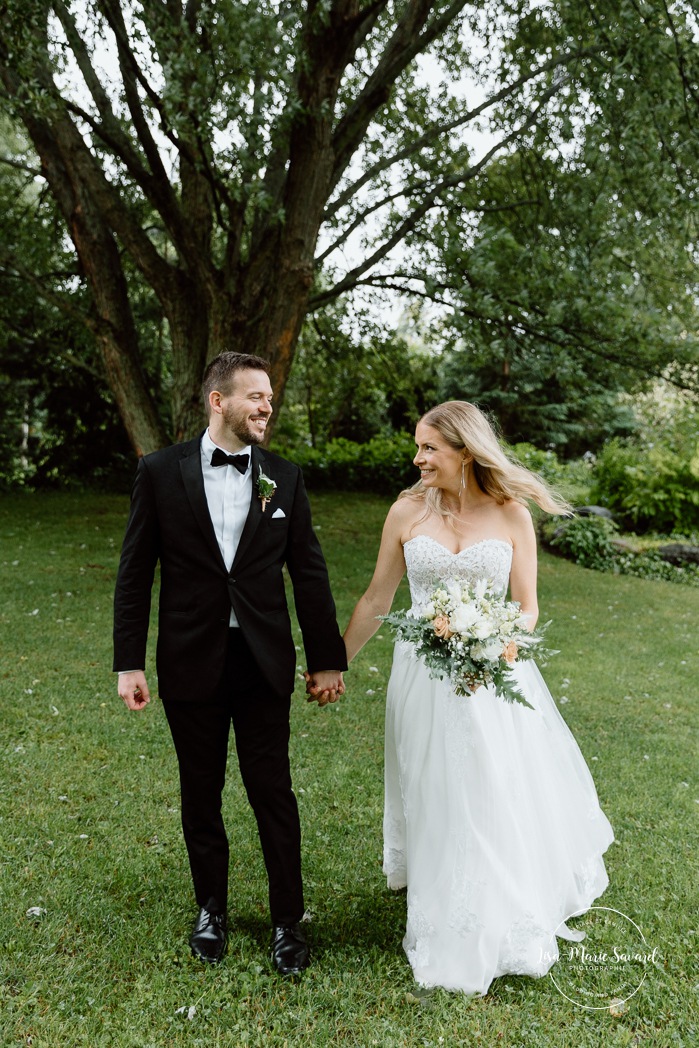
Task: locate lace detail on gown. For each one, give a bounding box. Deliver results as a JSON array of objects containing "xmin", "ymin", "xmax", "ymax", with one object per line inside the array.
[
  {"xmin": 383, "ymin": 536, "xmax": 614, "ymax": 995},
  {"xmin": 404, "ymin": 535, "xmax": 513, "ymax": 611}
]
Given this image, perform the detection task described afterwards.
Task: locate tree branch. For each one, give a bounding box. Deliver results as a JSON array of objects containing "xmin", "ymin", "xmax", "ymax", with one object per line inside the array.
[
  {"xmin": 0, "ymin": 252, "xmax": 93, "ymax": 330},
  {"xmin": 96, "ymin": 0, "xmax": 180, "ymax": 147},
  {"xmin": 315, "ymin": 78, "xmax": 567, "ymax": 299},
  {"xmin": 333, "ymin": 270, "xmax": 692, "ymax": 389},
  {"xmin": 342, "ymin": 0, "xmax": 391, "ymax": 53},
  {"xmin": 0, "ymin": 154, "xmax": 41, "ymax": 178},
  {"xmin": 11, "ymin": 63, "xmax": 177, "ymax": 306},
  {"xmin": 49, "ymin": 0, "xmax": 221, "ymax": 297},
  {"xmin": 330, "ymin": 0, "xmax": 471, "ymax": 191},
  {"xmin": 112, "ymin": 0, "xmax": 232, "ymax": 229},
  {"xmin": 0, "ymin": 305, "xmax": 105, "ymax": 380},
  {"xmin": 664, "ymin": 2, "xmax": 699, "ymax": 116},
  {"xmin": 327, "ymin": 46, "xmax": 603, "ymax": 216},
  {"xmin": 318, "ymin": 173, "xmax": 540, "ymax": 264},
  {"xmin": 96, "ymin": 2, "xmax": 194, "ymax": 219},
  {"xmin": 53, "ymin": 0, "xmax": 192, "ymax": 234}
]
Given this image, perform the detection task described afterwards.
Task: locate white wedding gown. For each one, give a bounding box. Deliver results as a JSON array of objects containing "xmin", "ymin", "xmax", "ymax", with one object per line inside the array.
[{"xmin": 384, "ymin": 535, "xmax": 614, "ymax": 994}]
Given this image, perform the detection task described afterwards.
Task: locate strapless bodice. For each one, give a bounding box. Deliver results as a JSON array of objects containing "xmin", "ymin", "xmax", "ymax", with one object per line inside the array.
[{"xmin": 403, "ymin": 535, "xmax": 513, "ymax": 612}]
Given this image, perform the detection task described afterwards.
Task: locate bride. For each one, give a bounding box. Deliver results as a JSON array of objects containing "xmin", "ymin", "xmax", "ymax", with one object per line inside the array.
[{"xmin": 341, "ymin": 401, "xmax": 614, "ymax": 995}]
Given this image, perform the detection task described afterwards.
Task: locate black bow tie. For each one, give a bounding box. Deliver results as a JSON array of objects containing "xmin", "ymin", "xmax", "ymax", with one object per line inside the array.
[{"xmin": 210, "ymin": 448, "xmax": 250, "ymax": 474}]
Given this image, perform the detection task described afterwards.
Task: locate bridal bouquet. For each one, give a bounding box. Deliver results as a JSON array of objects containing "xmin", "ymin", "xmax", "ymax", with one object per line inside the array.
[{"xmin": 382, "ymin": 579, "xmax": 552, "ymax": 708}]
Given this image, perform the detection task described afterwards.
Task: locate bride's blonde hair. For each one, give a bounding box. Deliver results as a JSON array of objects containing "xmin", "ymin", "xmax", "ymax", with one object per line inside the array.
[{"xmin": 401, "ymin": 401, "xmax": 572, "ymax": 519}]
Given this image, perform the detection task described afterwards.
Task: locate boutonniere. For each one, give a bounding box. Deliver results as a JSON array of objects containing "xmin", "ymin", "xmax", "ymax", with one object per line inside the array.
[{"xmin": 257, "ymin": 466, "xmax": 277, "ymax": 513}]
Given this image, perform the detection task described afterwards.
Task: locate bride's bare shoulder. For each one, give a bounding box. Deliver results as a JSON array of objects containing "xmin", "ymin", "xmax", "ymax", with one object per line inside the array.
[
  {"xmin": 501, "ymin": 498, "xmax": 532, "ymax": 522},
  {"xmin": 385, "ymin": 492, "xmax": 425, "ymax": 533},
  {"xmin": 500, "ymin": 499, "xmax": 535, "ymax": 540}
]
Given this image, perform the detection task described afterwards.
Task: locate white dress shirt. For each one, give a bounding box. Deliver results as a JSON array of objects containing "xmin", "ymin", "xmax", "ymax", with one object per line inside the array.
[{"xmin": 201, "ymin": 428, "xmax": 253, "ymax": 627}]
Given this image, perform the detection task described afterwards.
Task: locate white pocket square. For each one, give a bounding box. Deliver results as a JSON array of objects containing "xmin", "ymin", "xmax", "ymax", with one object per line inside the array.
[{"xmin": 271, "ymin": 507, "xmax": 286, "ymax": 519}]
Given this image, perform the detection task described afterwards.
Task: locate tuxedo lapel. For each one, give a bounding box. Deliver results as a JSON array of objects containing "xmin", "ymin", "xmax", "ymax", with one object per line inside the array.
[
  {"xmin": 179, "ymin": 437, "xmax": 228, "ymax": 571},
  {"xmin": 231, "ymin": 445, "xmax": 268, "ymax": 572}
]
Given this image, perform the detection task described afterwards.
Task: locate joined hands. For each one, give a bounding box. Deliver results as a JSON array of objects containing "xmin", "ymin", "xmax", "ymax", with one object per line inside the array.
[{"xmin": 304, "ymin": 669, "xmax": 345, "ymax": 707}]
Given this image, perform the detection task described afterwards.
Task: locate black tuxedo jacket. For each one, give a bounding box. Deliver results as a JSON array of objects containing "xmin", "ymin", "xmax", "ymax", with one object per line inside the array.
[{"xmin": 113, "ymin": 436, "xmax": 347, "ymax": 702}]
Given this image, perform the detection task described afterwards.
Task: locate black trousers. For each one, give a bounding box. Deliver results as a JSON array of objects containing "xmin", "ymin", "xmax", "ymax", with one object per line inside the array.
[{"xmin": 163, "ymin": 629, "xmax": 304, "ymax": 926}]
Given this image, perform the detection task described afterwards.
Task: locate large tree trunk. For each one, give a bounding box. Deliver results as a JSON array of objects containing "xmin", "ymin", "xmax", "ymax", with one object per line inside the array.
[
  {"xmin": 0, "ymin": 41, "xmax": 170, "ymax": 456},
  {"xmin": 18, "ymin": 113, "xmax": 169, "ymax": 456},
  {"xmin": 167, "ymin": 273, "xmax": 211, "ymax": 442},
  {"xmin": 165, "ymin": 156, "xmax": 213, "ymax": 442}
]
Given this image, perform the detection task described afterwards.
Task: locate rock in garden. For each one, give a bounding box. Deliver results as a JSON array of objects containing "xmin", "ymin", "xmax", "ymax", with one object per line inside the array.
[
  {"xmin": 657, "ymin": 543, "xmax": 699, "ymax": 566},
  {"xmin": 574, "ymin": 506, "xmax": 615, "ymax": 519}
]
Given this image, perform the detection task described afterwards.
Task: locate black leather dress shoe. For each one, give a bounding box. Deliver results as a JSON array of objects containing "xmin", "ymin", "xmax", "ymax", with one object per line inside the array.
[
  {"xmin": 271, "ymin": 922, "xmax": 310, "ymax": 975},
  {"xmin": 190, "ymin": 907, "xmax": 227, "ymax": 963}
]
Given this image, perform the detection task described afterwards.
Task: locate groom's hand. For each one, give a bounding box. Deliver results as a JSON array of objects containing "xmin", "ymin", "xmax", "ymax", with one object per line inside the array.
[
  {"xmin": 118, "ymin": 670, "xmax": 151, "ymax": 711},
  {"xmin": 304, "ymin": 670, "xmax": 345, "ymax": 707}
]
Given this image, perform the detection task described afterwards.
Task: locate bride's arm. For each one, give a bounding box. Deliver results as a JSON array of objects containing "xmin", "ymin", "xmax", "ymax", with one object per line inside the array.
[
  {"xmin": 343, "ymin": 500, "xmax": 410, "ymax": 663},
  {"xmin": 507, "ymin": 502, "xmax": 539, "ymax": 630}
]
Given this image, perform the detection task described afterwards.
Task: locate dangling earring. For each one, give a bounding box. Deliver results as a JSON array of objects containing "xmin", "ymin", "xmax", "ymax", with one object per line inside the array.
[{"xmin": 459, "ymin": 458, "xmax": 466, "ymax": 497}]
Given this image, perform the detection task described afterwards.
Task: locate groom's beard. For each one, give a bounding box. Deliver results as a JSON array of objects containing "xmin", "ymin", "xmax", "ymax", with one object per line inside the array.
[{"xmin": 222, "ymin": 404, "xmax": 269, "ymax": 446}]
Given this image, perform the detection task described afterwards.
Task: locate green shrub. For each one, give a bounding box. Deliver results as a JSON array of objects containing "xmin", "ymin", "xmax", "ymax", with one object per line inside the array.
[
  {"xmin": 284, "ymin": 435, "xmax": 596, "ymax": 500},
  {"xmin": 543, "ymin": 514, "xmax": 699, "ymax": 586},
  {"xmin": 276, "ymin": 431, "xmax": 418, "ymax": 494},
  {"xmin": 591, "ymin": 437, "xmax": 699, "ymax": 533},
  {"xmin": 545, "ymin": 515, "xmax": 620, "ymax": 570},
  {"xmin": 614, "ymin": 548, "xmax": 699, "ymax": 586},
  {"xmin": 510, "ymin": 442, "xmax": 564, "ymax": 481}
]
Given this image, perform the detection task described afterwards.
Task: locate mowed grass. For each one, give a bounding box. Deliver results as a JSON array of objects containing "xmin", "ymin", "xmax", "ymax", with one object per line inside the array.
[{"xmin": 0, "ymin": 491, "xmax": 696, "ymax": 1048}]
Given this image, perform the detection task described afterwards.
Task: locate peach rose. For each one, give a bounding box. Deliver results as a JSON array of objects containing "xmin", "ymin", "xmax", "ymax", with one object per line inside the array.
[
  {"xmin": 433, "ymin": 615, "xmax": 454, "ymax": 639},
  {"xmin": 502, "ymin": 640, "xmax": 518, "ymax": 665}
]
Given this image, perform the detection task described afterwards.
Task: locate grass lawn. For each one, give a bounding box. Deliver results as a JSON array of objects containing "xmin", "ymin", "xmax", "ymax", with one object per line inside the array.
[{"xmin": 0, "ymin": 491, "xmax": 696, "ymax": 1047}]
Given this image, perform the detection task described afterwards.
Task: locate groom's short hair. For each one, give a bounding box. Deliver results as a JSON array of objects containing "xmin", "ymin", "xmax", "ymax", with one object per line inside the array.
[{"xmin": 202, "ymin": 352, "xmax": 271, "ymax": 411}]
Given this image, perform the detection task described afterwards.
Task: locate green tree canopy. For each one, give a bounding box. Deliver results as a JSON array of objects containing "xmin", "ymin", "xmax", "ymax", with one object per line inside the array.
[{"xmin": 0, "ymin": 1, "xmax": 697, "ymax": 459}]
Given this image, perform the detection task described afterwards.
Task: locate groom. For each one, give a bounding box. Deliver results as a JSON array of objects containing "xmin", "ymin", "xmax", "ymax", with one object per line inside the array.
[{"xmin": 114, "ymin": 352, "xmax": 346, "ymax": 972}]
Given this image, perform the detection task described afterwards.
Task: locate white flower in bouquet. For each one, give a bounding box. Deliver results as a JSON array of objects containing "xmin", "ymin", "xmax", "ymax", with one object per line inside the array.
[
  {"xmin": 449, "ymin": 602, "xmax": 481, "ymax": 633},
  {"xmin": 473, "ymin": 578, "xmax": 488, "ymax": 600},
  {"xmin": 472, "ymin": 617, "xmax": 495, "ymax": 641},
  {"xmin": 445, "ymin": 580, "xmax": 464, "ymax": 602},
  {"xmin": 382, "ymin": 579, "xmax": 555, "ymax": 707},
  {"xmin": 473, "ymin": 637, "xmax": 504, "ymax": 663}
]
